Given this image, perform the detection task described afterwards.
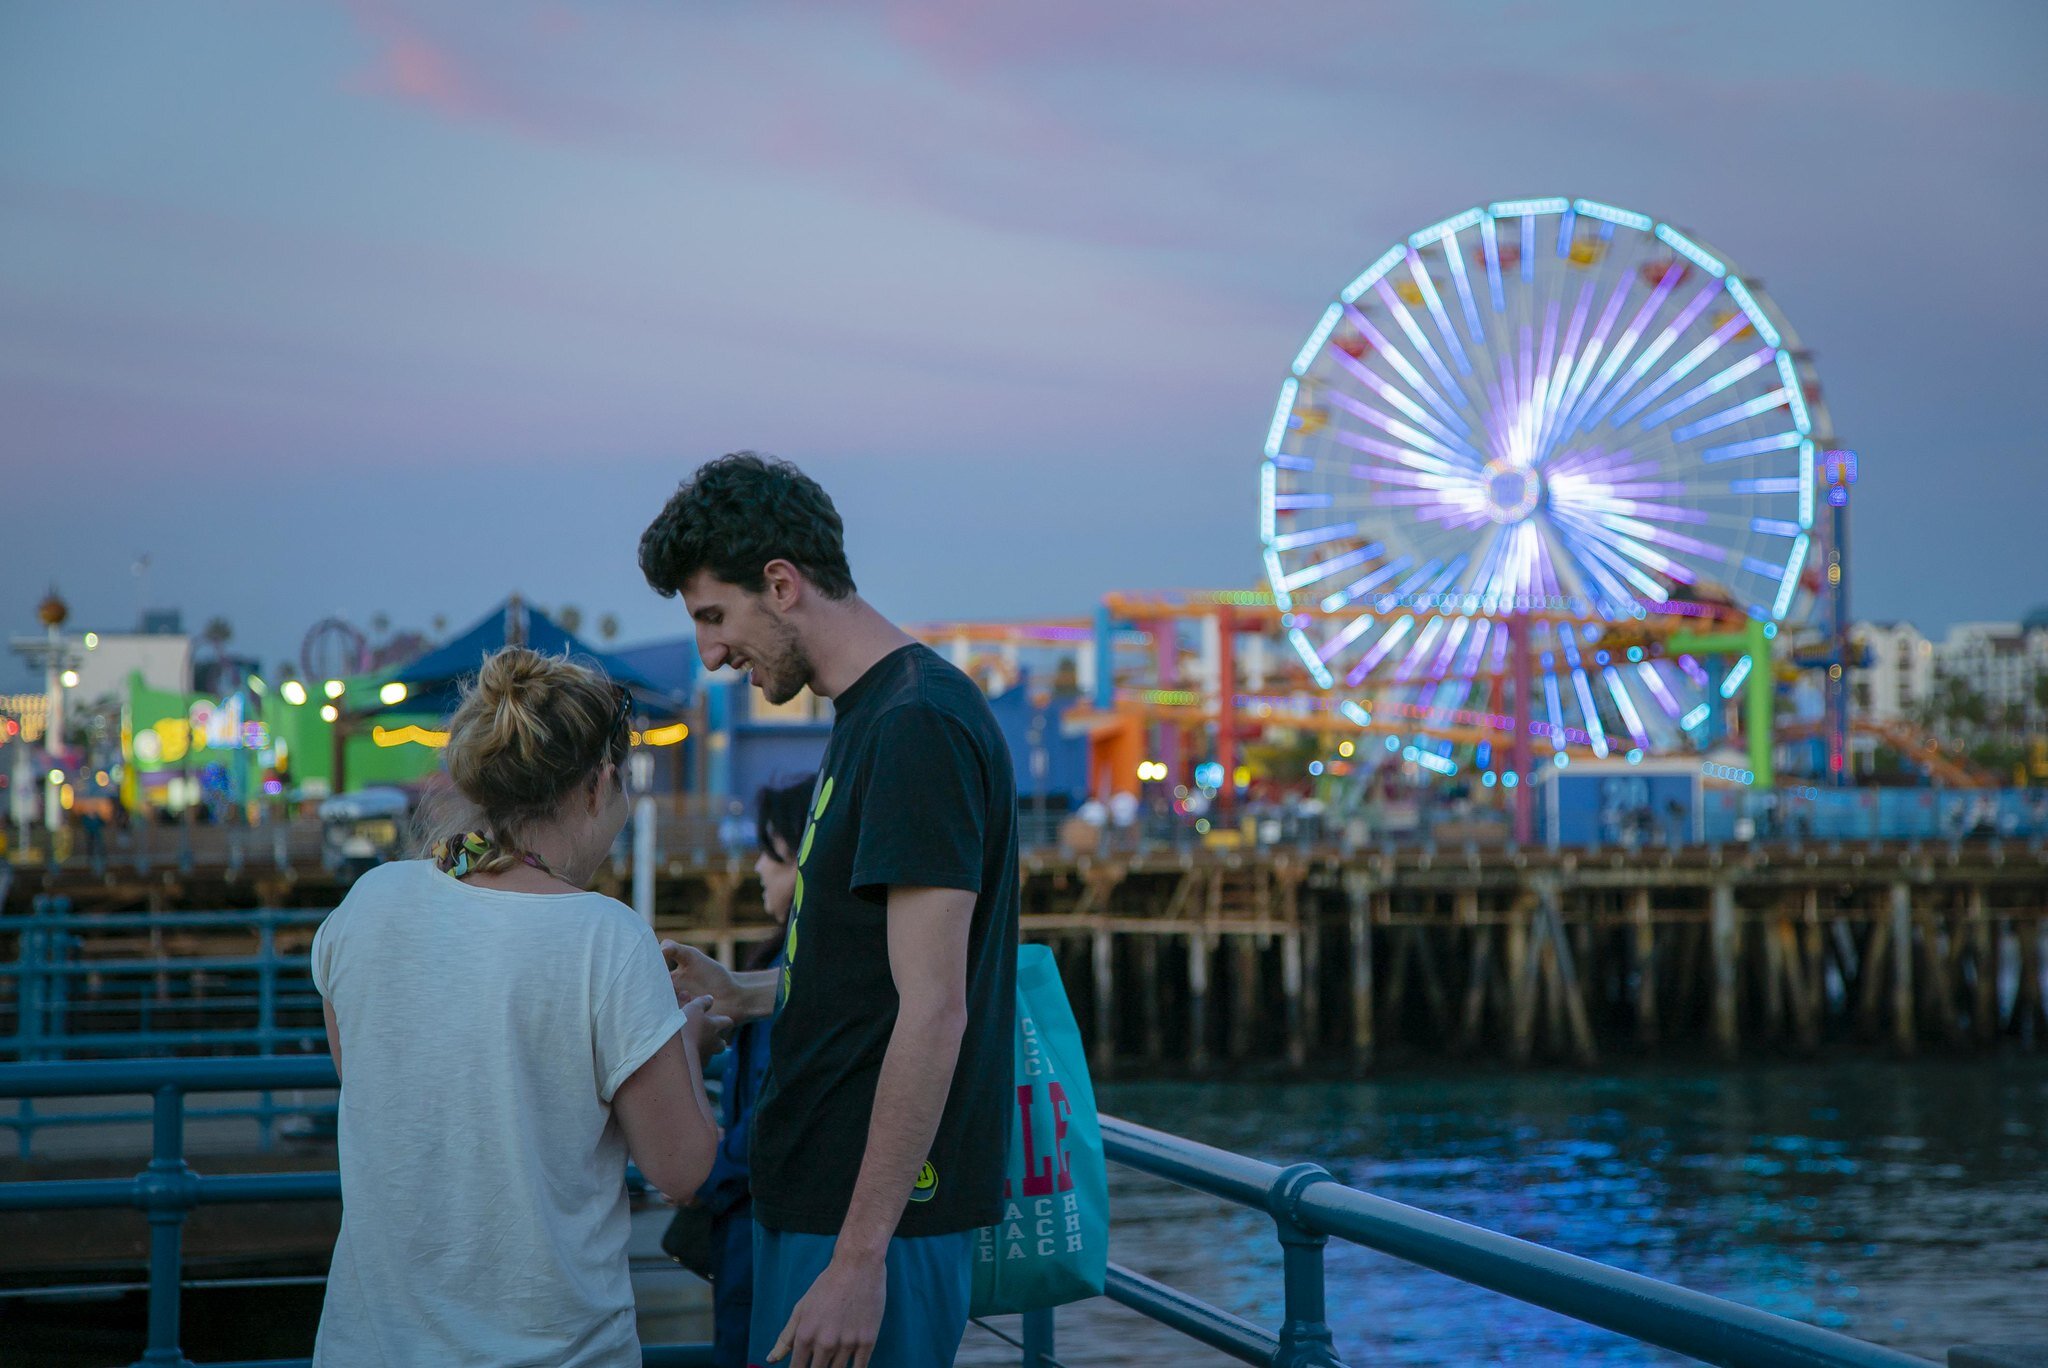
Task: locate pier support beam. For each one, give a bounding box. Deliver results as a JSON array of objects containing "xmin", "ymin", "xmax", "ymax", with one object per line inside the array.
[
  {"xmin": 1890, "ymin": 882, "xmax": 1915, "ymax": 1057},
  {"xmin": 1092, "ymin": 928, "xmax": 1114, "ymax": 1073},
  {"xmin": 1711, "ymin": 882, "xmax": 1739, "ymax": 1059},
  {"xmin": 1630, "ymin": 889, "xmax": 1657, "ymax": 1047},
  {"xmin": 1345, "ymin": 876, "xmax": 1373, "ymax": 1071}
]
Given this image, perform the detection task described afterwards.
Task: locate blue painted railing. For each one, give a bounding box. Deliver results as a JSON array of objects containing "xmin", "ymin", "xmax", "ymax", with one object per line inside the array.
[
  {"xmin": 1, "ymin": 902, "xmax": 331, "ymax": 1157},
  {"xmin": 0, "ymin": 1056, "xmax": 1938, "ymax": 1368}
]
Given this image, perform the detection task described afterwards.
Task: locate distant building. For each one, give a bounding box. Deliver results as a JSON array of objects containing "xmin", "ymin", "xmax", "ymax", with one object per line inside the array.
[
  {"xmin": 1850, "ymin": 621, "xmax": 1933, "ymax": 722},
  {"xmin": 66, "ymin": 630, "xmax": 195, "ymax": 709},
  {"xmin": 1933, "ymin": 618, "xmax": 2048, "ymax": 716}
]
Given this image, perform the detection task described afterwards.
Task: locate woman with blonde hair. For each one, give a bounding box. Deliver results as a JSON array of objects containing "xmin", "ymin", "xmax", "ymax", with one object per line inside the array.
[{"xmin": 312, "ymin": 647, "xmax": 724, "ymax": 1366}]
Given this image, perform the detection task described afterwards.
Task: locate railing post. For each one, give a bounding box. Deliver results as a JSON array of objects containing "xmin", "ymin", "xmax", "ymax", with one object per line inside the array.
[
  {"xmin": 1269, "ymin": 1162, "xmax": 1343, "ymax": 1368},
  {"xmin": 258, "ymin": 917, "xmax": 278, "ymax": 1151},
  {"xmin": 16, "ymin": 909, "xmax": 42, "ymax": 1158},
  {"xmin": 1021, "ymin": 1305, "xmax": 1055, "ymax": 1368},
  {"xmin": 136, "ymin": 1084, "xmax": 197, "ymax": 1368}
]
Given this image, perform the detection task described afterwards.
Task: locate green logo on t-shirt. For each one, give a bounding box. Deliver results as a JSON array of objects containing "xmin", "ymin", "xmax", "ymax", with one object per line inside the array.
[
  {"xmin": 909, "ymin": 1160, "xmax": 938, "ymax": 1203},
  {"xmin": 780, "ymin": 772, "xmax": 835, "ymax": 1006}
]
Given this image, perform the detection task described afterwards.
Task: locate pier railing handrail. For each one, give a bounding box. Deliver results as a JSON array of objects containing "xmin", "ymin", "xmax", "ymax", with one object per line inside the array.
[{"xmin": 0, "ymin": 1056, "xmax": 1942, "ymax": 1368}]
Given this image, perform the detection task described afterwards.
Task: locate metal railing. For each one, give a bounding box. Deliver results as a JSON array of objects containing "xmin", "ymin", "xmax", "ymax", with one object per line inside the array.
[
  {"xmin": 1083, "ymin": 1115, "xmax": 1936, "ymax": 1368},
  {"xmin": 0, "ymin": 1056, "xmax": 1946, "ymax": 1368},
  {"xmin": 0, "ymin": 901, "xmax": 330, "ymax": 1156}
]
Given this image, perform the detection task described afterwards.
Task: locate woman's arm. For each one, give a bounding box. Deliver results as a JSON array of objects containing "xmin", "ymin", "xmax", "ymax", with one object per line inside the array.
[
  {"xmin": 612, "ymin": 1015, "xmax": 722, "ymax": 1201},
  {"xmin": 322, "ymin": 1000, "xmax": 343, "ymax": 1083}
]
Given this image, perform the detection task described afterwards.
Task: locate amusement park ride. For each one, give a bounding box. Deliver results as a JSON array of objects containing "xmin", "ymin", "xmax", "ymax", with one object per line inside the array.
[{"xmin": 919, "ymin": 197, "xmax": 1983, "ymax": 839}]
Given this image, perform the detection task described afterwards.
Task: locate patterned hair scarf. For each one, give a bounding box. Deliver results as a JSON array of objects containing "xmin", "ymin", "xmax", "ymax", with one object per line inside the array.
[{"xmin": 433, "ymin": 831, "xmax": 551, "ymax": 879}]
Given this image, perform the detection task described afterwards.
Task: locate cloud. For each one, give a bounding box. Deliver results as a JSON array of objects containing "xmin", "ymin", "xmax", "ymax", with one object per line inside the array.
[{"xmin": 340, "ymin": 0, "xmax": 493, "ymax": 122}]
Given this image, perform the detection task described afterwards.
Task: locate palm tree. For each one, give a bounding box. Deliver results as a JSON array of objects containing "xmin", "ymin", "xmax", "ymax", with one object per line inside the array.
[
  {"xmin": 431, "ymin": 613, "xmax": 449, "ymax": 639},
  {"xmin": 598, "ymin": 613, "xmax": 620, "ymax": 643},
  {"xmin": 371, "ymin": 612, "xmax": 391, "ymax": 638},
  {"xmin": 201, "ymin": 617, "xmax": 233, "ymax": 660}
]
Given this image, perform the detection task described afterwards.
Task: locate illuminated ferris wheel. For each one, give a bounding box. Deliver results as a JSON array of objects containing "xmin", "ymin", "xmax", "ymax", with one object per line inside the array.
[{"xmin": 1260, "ymin": 197, "xmax": 1830, "ymax": 763}]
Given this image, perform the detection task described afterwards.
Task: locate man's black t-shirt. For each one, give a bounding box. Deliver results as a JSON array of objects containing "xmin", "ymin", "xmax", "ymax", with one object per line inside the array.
[{"xmin": 749, "ymin": 643, "xmax": 1020, "ymax": 1238}]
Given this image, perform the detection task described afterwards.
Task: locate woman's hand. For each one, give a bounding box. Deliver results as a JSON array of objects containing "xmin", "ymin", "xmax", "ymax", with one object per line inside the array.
[{"xmin": 681, "ymin": 993, "xmax": 734, "ymax": 1059}]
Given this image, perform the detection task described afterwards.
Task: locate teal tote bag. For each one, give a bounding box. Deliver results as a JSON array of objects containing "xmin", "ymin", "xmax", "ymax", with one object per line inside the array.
[{"xmin": 970, "ymin": 943, "xmax": 1110, "ymax": 1316}]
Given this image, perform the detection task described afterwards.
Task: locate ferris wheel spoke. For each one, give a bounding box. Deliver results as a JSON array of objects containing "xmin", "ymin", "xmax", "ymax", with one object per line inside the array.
[
  {"xmin": 1323, "ymin": 555, "xmax": 1415, "ymax": 613},
  {"xmin": 1558, "ymin": 262, "xmax": 1686, "ymax": 441},
  {"xmin": 1638, "ymin": 347, "xmax": 1776, "ymax": 430},
  {"xmin": 1553, "ymin": 521, "xmax": 1663, "ymax": 605},
  {"xmin": 1610, "ymin": 313, "xmax": 1754, "ymax": 429},
  {"xmin": 1459, "ymin": 617, "xmax": 1495, "ymax": 678},
  {"xmin": 1326, "ymin": 352, "xmax": 1483, "ymax": 461},
  {"xmin": 1366, "ymin": 281, "xmax": 1475, "ymax": 435},
  {"xmin": 1668, "ymin": 388, "xmax": 1792, "ymax": 443},
  {"xmin": 1328, "ymin": 416, "xmax": 1477, "ymax": 479},
  {"xmin": 1403, "ymin": 253, "xmax": 1475, "ymax": 380},
  {"xmin": 1394, "ymin": 616, "xmax": 1449, "ymax": 680},
  {"xmin": 1341, "ymin": 304, "xmax": 1466, "ymax": 420},
  {"xmin": 1438, "ymin": 234, "xmax": 1486, "ymax": 348},
  {"xmin": 1568, "ymin": 666, "xmax": 1611, "ymax": 756},
  {"xmin": 1345, "ymin": 616, "xmax": 1417, "ymax": 687},
  {"xmin": 1583, "ymin": 282, "xmax": 1726, "ymax": 431},
  {"xmin": 1551, "ymin": 505, "xmax": 1699, "ymax": 584},
  {"xmin": 1532, "ymin": 279, "xmax": 1598, "ymax": 462},
  {"xmin": 1277, "ymin": 542, "xmax": 1386, "ymax": 593},
  {"xmin": 1546, "ymin": 270, "xmax": 1642, "ymax": 454},
  {"xmin": 1700, "ymin": 431, "xmax": 1803, "ymax": 464}
]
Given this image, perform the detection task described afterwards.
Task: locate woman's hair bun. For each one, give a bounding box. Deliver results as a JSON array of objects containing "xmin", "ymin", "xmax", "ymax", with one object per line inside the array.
[{"xmin": 441, "ymin": 647, "xmax": 621, "ymax": 840}]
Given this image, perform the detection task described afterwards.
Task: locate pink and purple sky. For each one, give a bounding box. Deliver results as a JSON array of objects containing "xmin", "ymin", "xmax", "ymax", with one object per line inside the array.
[{"xmin": 3, "ymin": 0, "xmax": 2044, "ymax": 683}]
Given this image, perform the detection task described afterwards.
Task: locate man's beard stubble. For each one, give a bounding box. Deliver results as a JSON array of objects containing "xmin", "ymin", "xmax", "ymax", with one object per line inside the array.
[{"xmin": 756, "ymin": 615, "xmax": 815, "ymax": 706}]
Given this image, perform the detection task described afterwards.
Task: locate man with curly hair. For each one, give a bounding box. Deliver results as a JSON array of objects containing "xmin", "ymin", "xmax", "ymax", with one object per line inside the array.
[{"xmin": 641, "ymin": 453, "xmax": 1019, "ymax": 1368}]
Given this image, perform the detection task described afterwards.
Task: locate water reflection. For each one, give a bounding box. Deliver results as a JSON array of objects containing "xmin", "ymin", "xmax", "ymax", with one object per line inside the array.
[{"xmin": 963, "ymin": 1060, "xmax": 2047, "ymax": 1366}]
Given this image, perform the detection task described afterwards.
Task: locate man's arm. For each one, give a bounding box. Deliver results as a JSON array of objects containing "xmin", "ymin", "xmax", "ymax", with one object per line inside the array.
[
  {"xmin": 662, "ymin": 940, "xmax": 780, "ymax": 1024},
  {"xmin": 769, "ymin": 885, "xmax": 972, "ymax": 1368}
]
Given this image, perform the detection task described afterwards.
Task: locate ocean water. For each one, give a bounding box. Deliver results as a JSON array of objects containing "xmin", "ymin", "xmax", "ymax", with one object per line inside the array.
[{"xmin": 962, "ymin": 1059, "xmax": 2048, "ymax": 1365}]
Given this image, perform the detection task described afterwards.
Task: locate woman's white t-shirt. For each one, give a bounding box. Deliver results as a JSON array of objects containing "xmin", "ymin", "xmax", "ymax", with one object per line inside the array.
[{"xmin": 309, "ymin": 859, "xmax": 686, "ymax": 1367}]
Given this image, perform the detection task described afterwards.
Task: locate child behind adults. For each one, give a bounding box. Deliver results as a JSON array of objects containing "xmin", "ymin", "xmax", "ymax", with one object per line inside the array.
[
  {"xmin": 664, "ymin": 775, "xmax": 814, "ymax": 1368},
  {"xmin": 311, "ymin": 647, "xmax": 729, "ymax": 1367}
]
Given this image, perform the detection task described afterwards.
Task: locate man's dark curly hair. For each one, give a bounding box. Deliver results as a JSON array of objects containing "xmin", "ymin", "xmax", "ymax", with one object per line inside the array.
[{"xmin": 639, "ymin": 452, "xmax": 857, "ymax": 601}]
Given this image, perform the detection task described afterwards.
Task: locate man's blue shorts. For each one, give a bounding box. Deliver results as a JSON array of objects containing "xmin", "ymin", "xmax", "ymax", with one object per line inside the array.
[{"xmin": 747, "ymin": 1222, "xmax": 973, "ymax": 1367}]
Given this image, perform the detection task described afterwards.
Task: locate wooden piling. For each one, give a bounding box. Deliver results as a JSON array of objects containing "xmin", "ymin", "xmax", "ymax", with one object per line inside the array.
[
  {"xmin": 1711, "ymin": 882, "xmax": 1739, "ymax": 1059},
  {"xmin": 1968, "ymin": 888, "xmax": 1995, "ymax": 1046},
  {"xmin": 1538, "ymin": 895, "xmax": 1597, "ymax": 1065},
  {"xmin": 1889, "ymin": 883, "xmax": 1914, "ymax": 1057},
  {"xmin": 1630, "ymin": 888, "xmax": 1657, "ymax": 1046},
  {"xmin": 1345, "ymin": 876, "xmax": 1373, "ymax": 1070},
  {"xmin": 1230, "ymin": 935, "xmax": 1258, "ymax": 1060},
  {"xmin": 1136, "ymin": 935, "xmax": 1164, "ymax": 1062},
  {"xmin": 1091, "ymin": 928, "xmax": 1114, "ymax": 1071},
  {"xmin": 1282, "ymin": 927, "xmax": 1306, "ymax": 1069},
  {"xmin": 1507, "ymin": 894, "xmax": 1538, "ymax": 1065}
]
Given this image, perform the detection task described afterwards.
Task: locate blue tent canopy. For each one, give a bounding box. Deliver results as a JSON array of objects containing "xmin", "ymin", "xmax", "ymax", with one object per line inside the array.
[{"xmin": 362, "ymin": 597, "xmax": 687, "ymax": 719}]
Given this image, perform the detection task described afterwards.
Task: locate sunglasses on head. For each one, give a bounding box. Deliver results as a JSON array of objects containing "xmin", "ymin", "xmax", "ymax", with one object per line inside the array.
[{"xmin": 603, "ymin": 683, "xmax": 634, "ymax": 768}]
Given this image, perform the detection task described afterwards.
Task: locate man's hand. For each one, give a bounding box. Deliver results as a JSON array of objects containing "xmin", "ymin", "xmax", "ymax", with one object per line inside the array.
[
  {"xmin": 769, "ymin": 1252, "xmax": 885, "ymax": 1368},
  {"xmin": 661, "ymin": 940, "xmax": 780, "ymax": 1024},
  {"xmin": 663, "ymin": 941, "xmax": 740, "ymax": 1015}
]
